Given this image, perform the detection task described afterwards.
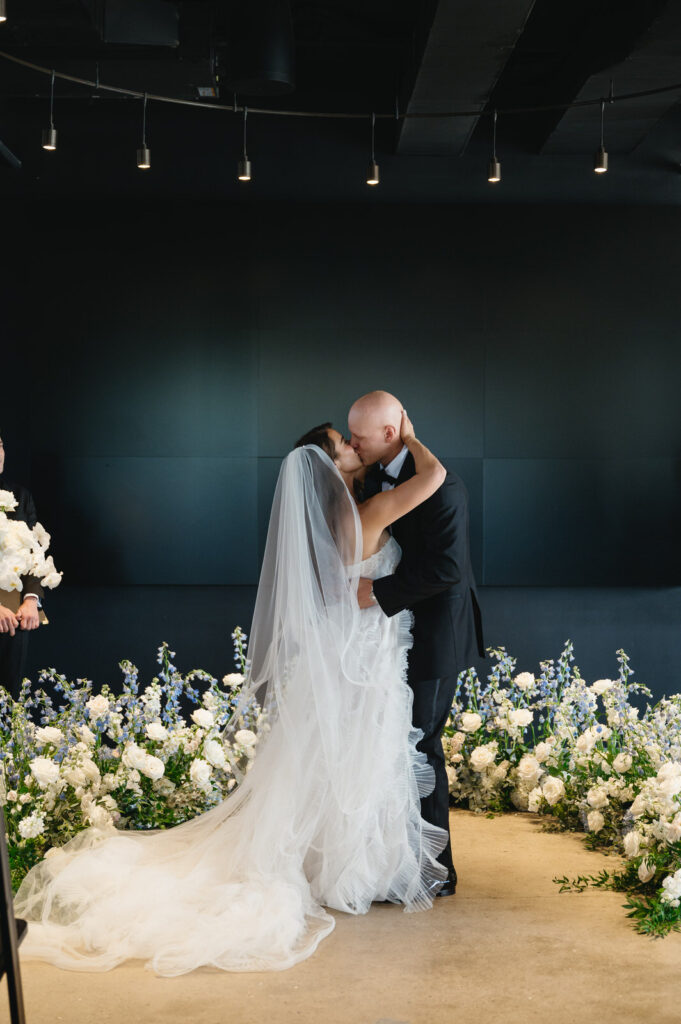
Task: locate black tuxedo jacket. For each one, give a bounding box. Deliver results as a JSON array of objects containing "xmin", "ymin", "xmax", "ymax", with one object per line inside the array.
[
  {"xmin": 366, "ymin": 454, "xmax": 484, "ymax": 682},
  {"xmin": 0, "ymin": 475, "xmax": 44, "ymax": 600}
]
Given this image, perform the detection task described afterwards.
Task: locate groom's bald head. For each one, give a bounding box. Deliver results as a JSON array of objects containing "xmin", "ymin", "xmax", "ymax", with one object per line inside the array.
[{"xmin": 348, "ymin": 390, "xmax": 404, "ymax": 466}]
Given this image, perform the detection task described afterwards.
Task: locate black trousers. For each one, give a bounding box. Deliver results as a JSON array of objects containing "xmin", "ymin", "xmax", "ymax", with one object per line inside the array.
[
  {"xmin": 408, "ymin": 673, "xmax": 458, "ymax": 872},
  {"xmin": 0, "ymin": 630, "xmax": 30, "ymax": 700}
]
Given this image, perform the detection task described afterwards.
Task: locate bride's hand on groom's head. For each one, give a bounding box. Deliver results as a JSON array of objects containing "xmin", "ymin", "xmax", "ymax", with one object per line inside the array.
[{"xmin": 400, "ymin": 409, "xmax": 415, "ymax": 445}]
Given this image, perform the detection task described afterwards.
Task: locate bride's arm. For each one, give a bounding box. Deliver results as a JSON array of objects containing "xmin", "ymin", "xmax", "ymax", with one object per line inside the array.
[{"xmin": 360, "ymin": 411, "xmax": 446, "ymax": 532}]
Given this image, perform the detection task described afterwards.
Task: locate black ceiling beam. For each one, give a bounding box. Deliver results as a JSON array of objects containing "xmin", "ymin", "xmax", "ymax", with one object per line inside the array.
[{"xmin": 467, "ymin": 0, "xmax": 670, "ymax": 155}]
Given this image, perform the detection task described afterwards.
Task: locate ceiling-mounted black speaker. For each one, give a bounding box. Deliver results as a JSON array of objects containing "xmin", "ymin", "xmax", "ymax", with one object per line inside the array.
[{"xmin": 223, "ymin": 0, "xmax": 295, "ymax": 96}]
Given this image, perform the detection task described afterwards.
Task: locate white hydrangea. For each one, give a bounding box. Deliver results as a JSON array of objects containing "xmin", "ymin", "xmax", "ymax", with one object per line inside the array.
[
  {"xmin": 18, "ymin": 811, "xmax": 46, "ymax": 839},
  {"xmin": 660, "ymin": 869, "xmax": 681, "ymax": 906}
]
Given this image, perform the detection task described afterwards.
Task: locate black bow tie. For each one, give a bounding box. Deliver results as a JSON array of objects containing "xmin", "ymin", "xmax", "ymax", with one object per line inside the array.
[{"xmin": 374, "ymin": 466, "xmax": 396, "ymax": 485}]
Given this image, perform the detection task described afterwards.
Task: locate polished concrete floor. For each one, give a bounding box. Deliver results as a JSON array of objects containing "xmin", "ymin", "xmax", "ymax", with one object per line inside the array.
[{"xmin": 4, "ymin": 808, "xmax": 680, "ymax": 1024}]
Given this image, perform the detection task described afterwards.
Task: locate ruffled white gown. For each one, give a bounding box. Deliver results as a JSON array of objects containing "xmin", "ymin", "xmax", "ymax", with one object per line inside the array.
[{"xmin": 15, "ymin": 536, "xmax": 448, "ymax": 976}]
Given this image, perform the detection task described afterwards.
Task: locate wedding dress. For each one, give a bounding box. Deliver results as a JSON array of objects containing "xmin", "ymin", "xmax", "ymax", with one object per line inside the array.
[{"xmin": 14, "ymin": 446, "xmax": 448, "ymax": 976}]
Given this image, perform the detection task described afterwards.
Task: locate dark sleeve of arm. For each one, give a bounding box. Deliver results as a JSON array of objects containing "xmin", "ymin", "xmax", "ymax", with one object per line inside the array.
[
  {"xmin": 22, "ymin": 489, "xmax": 44, "ymax": 597},
  {"xmin": 371, "ymin": 477, "xmax": 467, "ymax": 618},
  {"xmin": 22, "ymin": 574, "xmax": 45, "ymax": 599},
  {"xmin": 23, "ymin": 488, "xmax": 39, "ymax": 529}
]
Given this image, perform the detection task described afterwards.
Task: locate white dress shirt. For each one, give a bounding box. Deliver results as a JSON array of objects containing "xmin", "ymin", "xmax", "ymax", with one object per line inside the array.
[{"xmin": 379, "ymin": 445, "xmax": 409, "ymax": 490}]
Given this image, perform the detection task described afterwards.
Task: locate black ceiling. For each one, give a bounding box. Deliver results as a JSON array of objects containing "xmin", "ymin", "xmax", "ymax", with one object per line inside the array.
[{"xmin": 1, "ymin": 0, "xmax": 681, "ymax": 203}]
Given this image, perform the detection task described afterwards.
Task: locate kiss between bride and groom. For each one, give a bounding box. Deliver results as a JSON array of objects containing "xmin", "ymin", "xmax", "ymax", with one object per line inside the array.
[{"xmin": 15, "ymin": 390, "xmax": 484, "ymax": 976}]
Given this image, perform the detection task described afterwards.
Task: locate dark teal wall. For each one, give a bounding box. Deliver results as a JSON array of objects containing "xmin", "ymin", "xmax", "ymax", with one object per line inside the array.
[{"xmin": 2, "ymin": 200, "xmax": 681, "ymax": 691}]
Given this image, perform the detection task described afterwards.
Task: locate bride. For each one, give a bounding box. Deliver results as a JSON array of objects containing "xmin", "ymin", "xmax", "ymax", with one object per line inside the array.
[{"xmin": 14, "ymin": 410, "xmax": 450, "ymax": 976}]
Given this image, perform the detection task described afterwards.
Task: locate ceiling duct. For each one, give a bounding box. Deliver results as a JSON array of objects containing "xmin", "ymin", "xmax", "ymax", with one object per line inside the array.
[{"xmin": 221, "ymin": 0, "xmax": 295, "ymax": 96}]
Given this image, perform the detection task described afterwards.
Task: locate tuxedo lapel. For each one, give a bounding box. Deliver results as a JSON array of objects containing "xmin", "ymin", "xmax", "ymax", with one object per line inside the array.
[{"xmin": 395, "ymin": 451, "xmax": 415, "ymax": 485}]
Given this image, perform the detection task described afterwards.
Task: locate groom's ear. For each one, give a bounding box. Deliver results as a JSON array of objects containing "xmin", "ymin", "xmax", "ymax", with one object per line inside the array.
[{"xmin": 384, "ymin": 425, "xmax": 397, "ymax": 442}]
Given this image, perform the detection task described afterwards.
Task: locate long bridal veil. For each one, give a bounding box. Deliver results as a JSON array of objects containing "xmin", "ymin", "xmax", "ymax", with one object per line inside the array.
[{"xmin": 13, "ymin": 446, "xmax": 387, "ymax": 975}]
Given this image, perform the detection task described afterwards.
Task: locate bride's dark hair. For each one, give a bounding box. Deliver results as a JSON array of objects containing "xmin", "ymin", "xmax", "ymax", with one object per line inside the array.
[{"xmin": 294, "ymin": 422, "xmax": 336, "ymax": 461}]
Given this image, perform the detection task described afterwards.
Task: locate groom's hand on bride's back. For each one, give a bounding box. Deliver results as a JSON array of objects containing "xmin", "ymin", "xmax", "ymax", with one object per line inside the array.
[{"xmin": 357, "ymin": 578, "xmax": 376, "ymax": 609}]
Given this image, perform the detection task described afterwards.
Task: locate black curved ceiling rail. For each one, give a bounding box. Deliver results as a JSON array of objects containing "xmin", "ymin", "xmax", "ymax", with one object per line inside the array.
[{"xmin": 1, "ymin": 48, "xmax": 680, "ymax": 120}]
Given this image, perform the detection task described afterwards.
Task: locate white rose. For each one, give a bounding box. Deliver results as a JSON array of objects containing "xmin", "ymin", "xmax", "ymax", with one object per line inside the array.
[
  {"xmin": 508, "ymin": 708, "xmax": 533, "ymax": 728},
  {"xmin": 6, "ymin": 790, "xmax": 18, "ymax": 802},
  {"xmin": 234, "ymin": 729, "xmax": 257, "ymax": 748},
  {"xmin": 591, "ymin": 679, "xmax": 616, "ymax": 695},
  {"xmin": 460, "ymin": 713, "xmax": 482, "ymax": 733},
  {"xmin": 445, "ymin": 765, "xmax": 458, "ymax": 790},
  {"xmin": 516, "ymin": 755, "xmax": 541, "ymax": 785},
  {"xmin": 528, "ymin": 786, "xmax": 543, "ymax": 813},
  {"xmin": 18, "ymin": 811, "xmax": 46, "ymax": 839},
  {"xmin": 204, "ymin": 739, "xmax": 227, "ymax": 769},
  {"xmin": 35, "ymin": 726, "xmax": 63, "ymax": 746},
  {"xmin": 586, "ymin": 786, "xmax": 609, "ymax": 809},
  {"xmin": 190, "ymin": 758, "xmax": 212, "ymax": 791},
  {"xmin": 613, "ymin": 752, "xmax": 633, "ymax": 774},
  {"xmin": 468, "ymin": 745, "xmax": 496, "ymax": 772},
  {"xmin": 492, "ymin": 761, "xmax": 509, "ymax": 782},
  {"xmin": 122, "ymin": 743, "xmax": 150, "ymax": 773},
  {"xmin": 30, "ymin": 756, "xmax": 60, "ymax": 789},
  {"xmin": 145, "ymin": 722, "xmax": 169, "ymax": 742},
  {"xmin": 637, "ymin": 859, "xmax": 656, "ymax": 883},
  {"xmin": 86, "ymin": 804, "xmax": 113, "ymax": 829},
  {"xmin": 514, "ymin": 672, "xmax": 535, "ymax": 691},
  {"xmin": 542, "ymin": 776, "xmax": 565, "ymax": 806},
  {"xmin": 586, "ymin": 810, "xmax": 605, "ymax": 833},
  {"xmin": 86, "ymin": 694, "xmax": 111, "ymax": 720},
  {"xmin": 534, "ymin": 742, "xmax": 552, "ymax": 764},
  {"xmin": 623, "ymin": 830, "xmax": 641, "ymax": 858},
  {"xmin": 192, "ymin": 708, "xmax": 215, "ymax": 729},
  {"xmin": 222, "ymin": 673, "xmax": 245, "ymax": 689},
  {"xmin": 140, "ymin": 755, "xmax": 165, "ymax": 781},
  {"xmin": 657, "ymin": 762, "xmax": 681, "ymax": 781}
]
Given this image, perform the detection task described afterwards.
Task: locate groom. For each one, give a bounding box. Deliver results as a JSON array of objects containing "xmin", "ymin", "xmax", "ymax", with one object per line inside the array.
[{"xmin": 349, "ymin": 391, "xmax": 484, "ymax": 897}]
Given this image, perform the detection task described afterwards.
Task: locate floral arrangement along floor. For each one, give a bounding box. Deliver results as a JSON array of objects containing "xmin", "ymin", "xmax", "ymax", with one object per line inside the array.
[{"xmin": 2, "ymin": 634, "xmax": 680, "ymax": 937}]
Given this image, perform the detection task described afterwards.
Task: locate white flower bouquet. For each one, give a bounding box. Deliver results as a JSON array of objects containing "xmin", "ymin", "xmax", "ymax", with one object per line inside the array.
[
  {"xmin": 0, "ymin": 630, "xmax": 267, "ymax": 891},
  {"xmin": 445, "ymin": 642, "xmax": 681, "ymax": 937},
  {"xmin": 0, "ymin": 488, "xmax": 62, "ymax": 592}
]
